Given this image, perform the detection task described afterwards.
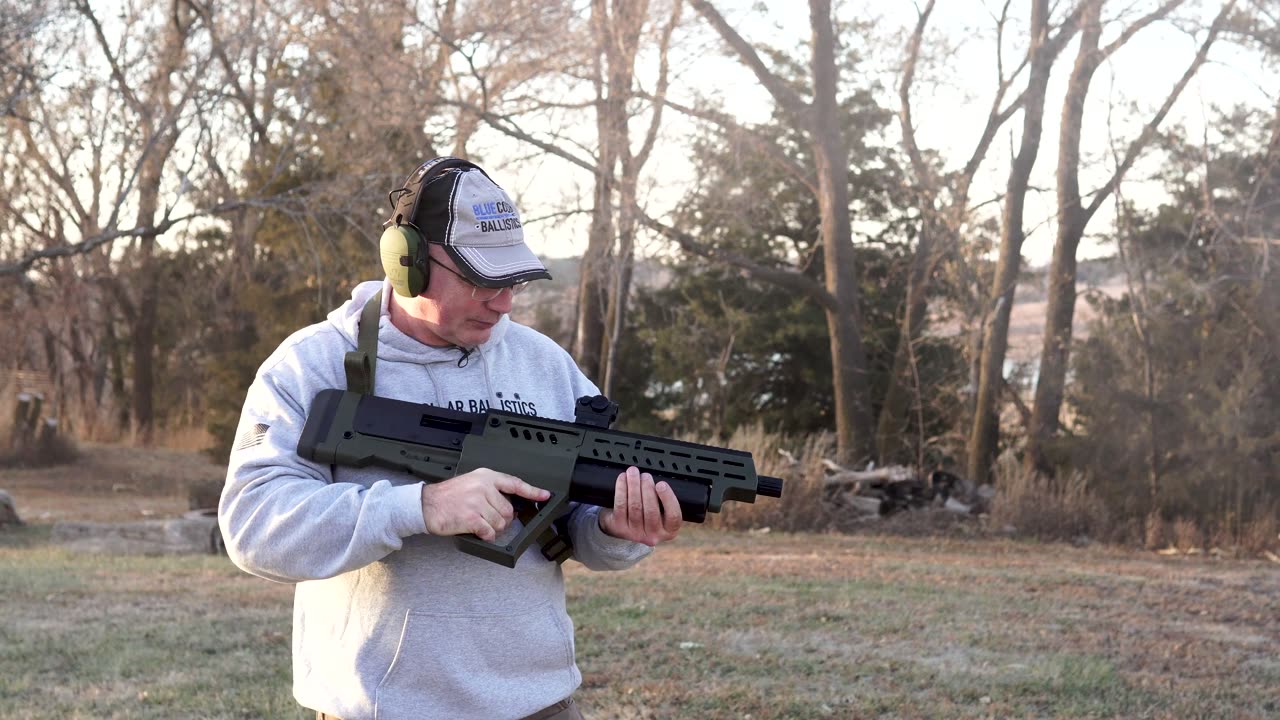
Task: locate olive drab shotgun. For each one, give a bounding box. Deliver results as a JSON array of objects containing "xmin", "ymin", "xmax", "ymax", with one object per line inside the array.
[{"xmin": 296, "ymin": 389, "xmax": 784, "ymax": 568}]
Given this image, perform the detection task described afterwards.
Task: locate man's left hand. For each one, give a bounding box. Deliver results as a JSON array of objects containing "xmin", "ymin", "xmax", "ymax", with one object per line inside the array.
[{"xmin": 597, "ymin": 466, "xmax": 682, "ymax": 546}]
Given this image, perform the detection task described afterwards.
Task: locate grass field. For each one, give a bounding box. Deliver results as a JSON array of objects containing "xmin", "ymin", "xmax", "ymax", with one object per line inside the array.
[{"xmin": 2, "ymin": 446, "xmax": 1278, "ymax": 719}]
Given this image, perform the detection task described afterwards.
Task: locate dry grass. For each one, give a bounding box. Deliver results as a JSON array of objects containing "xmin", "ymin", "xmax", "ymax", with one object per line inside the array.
[
  {"xmin": 1144, "ymin": 509, "xmax": 1168, "ymax": 551},
  {"xmin": 5, "ymin": 525, "xmax": 1279, "ymax": 719},
  {"xmin": 0, "ymin": 443, "xmax": 222, "ymax": 524},
  {"xmin": 1145, "ymin": 508, "xmax": 1278, "ymax": 558},
  {"xmin": 84, "ymin": 422, "xmax": 218, "ymax": 452},
  {"xmin": 1236, "ymin": 508, "xmax": 1279, "ymax": 555},
  {"xmin": 989, "ymin": 452, "xmax": 1110, "ymax": 542},
  {"xmin": 707, "ymin": 424, "xmax": 839, "ymax": 533},
  {"xmin": 1171, "ymin": 517, "xmax": 1205, "ymax": 553}
]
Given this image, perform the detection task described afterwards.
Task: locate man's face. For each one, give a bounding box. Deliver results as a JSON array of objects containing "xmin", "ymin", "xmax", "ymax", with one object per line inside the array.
[{"xmin": 409, "ymin": 246, "xmax": 516, "ymax": 348}]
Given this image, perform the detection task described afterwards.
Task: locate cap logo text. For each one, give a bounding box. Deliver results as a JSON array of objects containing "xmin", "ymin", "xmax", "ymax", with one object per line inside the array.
[{"xmin": 473, "ymin": 200, "xmax": 522, "ymax": 233}]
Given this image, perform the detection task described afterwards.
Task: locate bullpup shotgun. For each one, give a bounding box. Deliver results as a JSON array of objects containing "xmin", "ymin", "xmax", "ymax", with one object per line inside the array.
[{"xmin": 297, "ymin": 389, "xmax": 784, "ymax": 567}]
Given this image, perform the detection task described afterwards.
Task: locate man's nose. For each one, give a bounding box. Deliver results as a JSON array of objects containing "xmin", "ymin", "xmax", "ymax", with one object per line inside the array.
[{"xmin": 485, "ymin": 287, "xmax": 515, "ymax": 312}]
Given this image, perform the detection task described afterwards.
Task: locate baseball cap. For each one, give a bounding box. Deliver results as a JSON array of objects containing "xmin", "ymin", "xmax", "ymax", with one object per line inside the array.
[{"xmin": 384, "ymin": 158, "xmax": 552, "ymax": 288}]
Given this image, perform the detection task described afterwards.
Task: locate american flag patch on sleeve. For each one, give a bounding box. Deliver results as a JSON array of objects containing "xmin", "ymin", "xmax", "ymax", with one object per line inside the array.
[{"xmin": 233, "ymin": 423, "xmax": 270, "ymax": 451}]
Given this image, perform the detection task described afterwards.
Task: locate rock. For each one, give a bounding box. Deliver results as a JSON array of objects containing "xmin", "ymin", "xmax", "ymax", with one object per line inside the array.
[
  {"xmin": 846, "ymin": 495, "xmax": 884, "ymax": 516},
  {"xmin": 0, "ymin": 489, "xmax": 22, "ymax": 526},
  {"xmin": 186, "ymin": 480, "xmax": 223, "ymax": 510},
  {"xmin": 51, "ymin": 512, "xmax": 223, "ymax": 555}
]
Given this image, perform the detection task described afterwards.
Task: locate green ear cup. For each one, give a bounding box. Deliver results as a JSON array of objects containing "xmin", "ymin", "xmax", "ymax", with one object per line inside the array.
[
  {"xmin": 379, "ymin": 224, "xmax": 429, "ymax": 297},
  {"xmin": 380, "ymin": 158, "xmax": 479, "ymax": 296}
]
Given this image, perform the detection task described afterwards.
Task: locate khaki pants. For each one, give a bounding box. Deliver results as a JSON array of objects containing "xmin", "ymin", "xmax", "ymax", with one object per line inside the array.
[{"xmin": 316, "ymin": 697, "xmax": 583, "ymax": 720}]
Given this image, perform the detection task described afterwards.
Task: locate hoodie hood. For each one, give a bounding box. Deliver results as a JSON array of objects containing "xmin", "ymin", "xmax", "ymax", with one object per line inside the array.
[{"xmin": 326, "ymin": 279, "xmax": 511, "ymax": 366}]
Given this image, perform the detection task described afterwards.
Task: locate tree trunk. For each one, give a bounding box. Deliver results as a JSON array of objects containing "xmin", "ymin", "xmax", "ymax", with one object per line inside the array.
[
  {"xmin": 876, "ymin": 220, "xmax": 935, "ymax": 463},
  {"xmin": 130, "ymin": 163, "xmax": 163, "ymax": 442},
  {"xmin": 573, "ymin": 0, "xmax": 622, "ymax": 383},
  {"xmin": 127, "ymin": 4, "xmax": 190, "ymax": 443},
  {"xmin": 884, "ymin": 0, "xmax": 1026, "ymax": 466},
  {"xmin": 105, "ymin": 315, "xmax": 129, "ymax": 429},
  {"xmin": 581, "ymin": 0, "xmax": 657, "ymax": 392},
  {"xmin": 572, "ymin": 117, "xmax": 613, "ymax": 384},
  {"xmin": 597, "ymin": 0, "xmax": 645, "ymax": 395},
  {"xmin": 687, "ymin": 0, "xmax": 876, "ymax": 463},
  {"xmin": 602, "ymin": 166, "xmax": 637, "ymax": 397},
  {"xmin": 1026, "ymin": 0, "xmax": 1227, "ymax": 473},
  {"xmin": 810, "ymin": 0, "xmax": 875, "ymax": 464},
  {"xmin": 967, "ymin": 0, "xmax": 1055, "ymax": 484},
  {"xmin": 1025, "ymin": 0, "xmax": 1102, "ymax": 475}
]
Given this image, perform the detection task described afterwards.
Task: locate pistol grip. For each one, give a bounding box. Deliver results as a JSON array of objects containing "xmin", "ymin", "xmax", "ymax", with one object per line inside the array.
[{"xmin": 452, "ymin": 493, "xmax": 569, "ymax": 568}]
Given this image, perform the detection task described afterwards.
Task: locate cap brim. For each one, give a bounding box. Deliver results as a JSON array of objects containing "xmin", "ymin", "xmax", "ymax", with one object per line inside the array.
[{"xmin": 445, "ymin": 244, "xmax": 552, "ymax": 288}]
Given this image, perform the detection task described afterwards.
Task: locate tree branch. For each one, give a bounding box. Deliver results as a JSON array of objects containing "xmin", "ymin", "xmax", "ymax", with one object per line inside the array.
[
  {"xmin": 1084, "ymin": 0, "xmax": 1236, "ymax": 222},
  {"xmin": 645, "ymin": 93, "xmax": 818, "ymax": 194},
  {"xmin": 186, "ymin": 0, "xmax": 271, "ymax": 143},
  {"xmin": 899, "ymin": 0, "xmax": 938, "ymax": 192},
  {"xmin": 446, "ymin": 99, "xmax": 598, "ymax": 173},
  {"xmin": 688, "ymin": 0, "xmax": 811, "ymax": 129},
  {"xmin": 73, "ymin": 0, "xmax": 145, "ymax": 115},
  {"xmin": 634, "ymin": 0, "xmax": 683, "ymax": 172},
  {"xmin": 632, "ymin": 205, "xmax": 837, "ymax": 311},
  {"xmin": 1101, "ymin": 0, "xmax": 1185, "ymax": 59},
  {"xmin": 1, "ymin": 195, "xmax": 290, "ymax": 278}
]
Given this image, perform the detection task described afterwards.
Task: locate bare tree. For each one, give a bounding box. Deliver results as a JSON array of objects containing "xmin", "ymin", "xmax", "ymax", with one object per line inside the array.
[
  {"xmin": 2, "ymin": 0, "xmax": 209, "ymax": 437},
  {"xmin": 422, "ymin": 1, "xmax": 682, "ymax": 396},
  {"xmin": 1025, "ymin": 0, "xmax": 1235, "ymax": 475},
  {"xmin": 577, "ymin": 0, "xmax": 683, "ymax": 396},
  {"xmin": 573, "ymin": 0, "xmax": 629, "ymax": 384},
  {"xmin": 0, "ymin": 1, "xmax": 52, "ymax": 120},
  {"xmin": 76, "ymin": 0, "xmax": 202, "ymax": 441},
  {"xmin": 967, "ymin": 0, "xmax": 1083, "ymax": 484},
  {"xmin": 880, "ymin": 0, "xmax": 1030, "ymax": 463},
  {"xmin": 667, "ymin": 0, "xmax": 876, "ymax": 463},
  {"xmin": 188, "ymin": 0, "xmax": 296, "ymax": 285}
]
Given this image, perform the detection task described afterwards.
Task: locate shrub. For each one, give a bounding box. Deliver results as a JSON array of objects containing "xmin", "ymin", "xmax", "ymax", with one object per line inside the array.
[{"xmin": 989, "ymin": 452, "xmax": 1109, "ymax": 542}]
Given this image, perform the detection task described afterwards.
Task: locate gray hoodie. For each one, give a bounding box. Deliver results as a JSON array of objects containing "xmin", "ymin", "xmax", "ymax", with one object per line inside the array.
[{"xmin": 220, "ymin": 280, "xmax": 652, "ymax": 720}]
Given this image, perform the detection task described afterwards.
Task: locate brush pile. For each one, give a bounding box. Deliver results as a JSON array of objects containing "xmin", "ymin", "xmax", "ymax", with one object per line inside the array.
[{"xmin": 807, "ymin": 455, "xmax": 994, "ymax": 519}]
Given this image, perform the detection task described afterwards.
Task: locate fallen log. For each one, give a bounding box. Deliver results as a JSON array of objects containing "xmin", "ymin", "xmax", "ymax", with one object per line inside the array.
[
  {"xmin": 816, "ymin": 461, "xmax": 985, "ymax": 517},
  {"xmin": 822, "ymin": 464, "xmax": 916, "ymax": 488}
]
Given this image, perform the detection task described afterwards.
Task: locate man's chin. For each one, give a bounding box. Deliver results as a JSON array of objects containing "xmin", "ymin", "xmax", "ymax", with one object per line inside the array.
[{"xmin": 457, "ymin": 325, "xmax": 494, "ymax": 346}]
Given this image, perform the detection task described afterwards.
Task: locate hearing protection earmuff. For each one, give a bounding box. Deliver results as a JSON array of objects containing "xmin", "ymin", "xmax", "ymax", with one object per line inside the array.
[{"xmin": 378, "ymin": 157, "xmax": 482, "ymax": 297}]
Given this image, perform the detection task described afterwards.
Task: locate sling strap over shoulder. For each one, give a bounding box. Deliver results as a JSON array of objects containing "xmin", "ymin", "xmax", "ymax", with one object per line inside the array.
[{"xmin": 343, "ymin": 290, "xmax": 383, "ymax": 395}]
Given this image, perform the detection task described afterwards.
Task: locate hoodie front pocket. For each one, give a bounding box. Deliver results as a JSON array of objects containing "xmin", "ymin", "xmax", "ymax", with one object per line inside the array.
[{"xmin": 374, "ymin": 603, "xmax": 578, "ymax": 720}]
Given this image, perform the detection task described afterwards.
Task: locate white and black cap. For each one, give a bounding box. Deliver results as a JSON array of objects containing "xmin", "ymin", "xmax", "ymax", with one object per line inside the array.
[{"xmin": 385, "ymin": 158, "xmax": 552, "ymax": 287}]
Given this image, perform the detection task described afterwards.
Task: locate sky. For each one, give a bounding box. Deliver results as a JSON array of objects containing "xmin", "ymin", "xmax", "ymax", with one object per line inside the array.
[{"xmin": 486, "ymin": 0, "xmax": 1272, "ymax": 269}]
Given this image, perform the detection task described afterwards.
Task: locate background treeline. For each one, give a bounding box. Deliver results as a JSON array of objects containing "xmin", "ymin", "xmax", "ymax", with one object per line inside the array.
[{"xmin": 1, "ymin": 0, "xmax": 1276, "ymax": 549}]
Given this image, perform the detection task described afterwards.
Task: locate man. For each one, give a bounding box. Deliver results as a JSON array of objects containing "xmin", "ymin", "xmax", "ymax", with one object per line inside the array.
[{"xmin": 219, "ymin": 158, "xmax": 683, "ymax": 720}]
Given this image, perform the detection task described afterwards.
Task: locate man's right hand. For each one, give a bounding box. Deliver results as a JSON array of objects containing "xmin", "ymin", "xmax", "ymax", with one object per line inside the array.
[{"xmin": 420, "ymin": 469, "xmax": 551, "ymax": 542}]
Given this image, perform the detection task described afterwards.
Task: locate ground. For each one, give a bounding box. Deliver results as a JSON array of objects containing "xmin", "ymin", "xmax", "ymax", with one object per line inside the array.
[
  {"xmin": 1, "ymin": 444, "xmax": 1277, "ymax": 719},
  {"xmin": 1, "ymin": 443, "xmax": 218, "ymax": 523}
]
